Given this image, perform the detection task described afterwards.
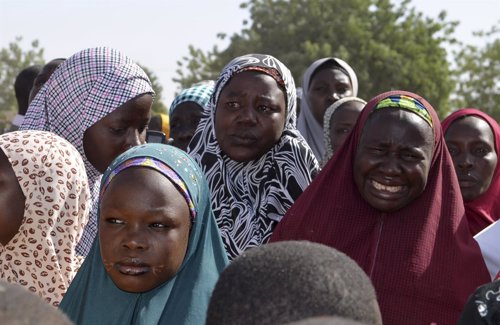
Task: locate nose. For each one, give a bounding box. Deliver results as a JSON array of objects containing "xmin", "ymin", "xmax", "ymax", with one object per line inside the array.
[
  {"xmin": 176, "ymin": 126, "xmax": 194, "ymax": 142},
  {"xmin": 457, "ymin": 153, "xmax": 473, "ymax": 171},
  {"xmin": 237, "ymin": 106, "xmax": 258, "ymax": 125},
  {"xmin": 378, "ymin": 156, "xmax": 401, "ymax": 176},
  {"xmin": 124, "ymin": 128, "xmax": 142, "ymax": 150},
  {"xmin": 122, "ymin": 227, "xmax": 148, "ymax": 250}
]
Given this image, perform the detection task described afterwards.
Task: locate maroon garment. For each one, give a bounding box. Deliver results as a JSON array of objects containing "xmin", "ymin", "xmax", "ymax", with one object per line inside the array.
[
  {"xmin": 270, "ymin": 91, "xmax": 490, "ymax": 325},
  {"xmin": 442, "ymin": 108, "xmax": 500, "ymax": 236}
]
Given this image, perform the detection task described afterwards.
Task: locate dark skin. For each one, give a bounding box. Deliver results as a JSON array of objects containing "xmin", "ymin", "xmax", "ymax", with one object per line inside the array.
[
  {"xmin": 170, "ymin": 102, "xmax": 203, "ymax": 151},
  {"xmin": 100, "ymin": 167, "xmax": 191, "ymax": 293},
  {"xmin": 215, "ymin": 71, "xmax": 287, "ymax": 162},
  {"xmin": 308, "ymin": 68, "xmax": 353, "ymax": 126},
  {"xmin": 83, "ymin": 94, "xmax": 152, "ymax": 173},
  {"xmin": 0, "ymin": 150, "xmax": 25, "ymax": 246},
  {"xmin": 354, "ymin": 109, "xmax": 434, "ymax": 212},
  {"xmin": 445, "ymin": 116, "xmax": 498, "ymax": 201},
  {"xmin": 328, "ymin": 101, "xmax": 364, "ymax": 155},
  {"xmin": 28, "ymin": 59, "xmax": 65, "ymax": 103}
]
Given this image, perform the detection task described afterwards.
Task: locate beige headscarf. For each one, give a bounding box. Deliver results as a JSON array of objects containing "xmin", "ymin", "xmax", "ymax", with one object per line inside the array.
[{"xmin": 0, "ymin": 130, "xmax": 90, "ymax": 306}]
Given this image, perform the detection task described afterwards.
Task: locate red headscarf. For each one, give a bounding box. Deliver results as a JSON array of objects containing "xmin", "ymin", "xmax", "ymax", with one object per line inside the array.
[
  {"xmin": 442, "ymin": 108, "xmax": 500, "ymax": 236},
  {"xmin": 270, "ymin": 91, "xmax": 490, "ymax": 325}
]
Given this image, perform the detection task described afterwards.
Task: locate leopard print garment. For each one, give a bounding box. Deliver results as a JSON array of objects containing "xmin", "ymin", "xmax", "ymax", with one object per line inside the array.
[{"xmin": 0, "ymin": 131, "xmax": 90, "ymax": 306}]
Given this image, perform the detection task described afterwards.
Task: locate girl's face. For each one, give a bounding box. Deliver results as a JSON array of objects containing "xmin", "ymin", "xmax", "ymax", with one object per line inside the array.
[
  {"xmin": 170, "ymin": 102, "xmax": 203, "ymax": 151},
  {"xmin": 308, "ymin": 68, "xmax": 353, "ymax": 126},
  {"xmin": 328, "ymin": 101, "xmax": 364, "ymax": 155},
  {"xmin": 99, "ymin": 167, "xmax": 191, "ymax": 293},
  {"xmin": 353, "ymin": 109, "xmax": 434, "ymax": 212},
  {"xmin": 214, "ymin": 70, "xmax": 286, "ymax": 162},
  {"xmin": 445, "ymin": 116, "xmax": 498, "ymax": 201},
  {"xmin": 83, "ymin": 94, "xmax": 152, "ymax": 173}
]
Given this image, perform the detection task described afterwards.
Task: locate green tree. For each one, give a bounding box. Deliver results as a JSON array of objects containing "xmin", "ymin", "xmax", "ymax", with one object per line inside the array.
[
  {"xmin": 175, "ymin": 0, "xmax": 457, "ymax": 116},
  {"xmin": 0, "ymin": 37, "xmax": 45, "ymax": 131},
  {"xmin": 139, "ymin": 65, "xmax": 168, "ymax": 114},
  {"xmin": 451, "ymin": 24, "xmax": 500, "ymax": 120}
]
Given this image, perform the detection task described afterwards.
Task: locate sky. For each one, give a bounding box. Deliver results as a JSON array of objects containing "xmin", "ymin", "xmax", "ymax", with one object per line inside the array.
[{"xmin": 1, "ymin": 0, "xmax": 498, "ymax": 105}]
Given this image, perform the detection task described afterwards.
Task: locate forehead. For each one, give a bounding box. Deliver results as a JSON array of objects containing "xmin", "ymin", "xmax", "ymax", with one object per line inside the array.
[
  {"xmin": 311, "ymin": 68, "xmax": 350, "ymax": 84},
  {"xmin": 222, "ymin": 70, "xmax": 284, "ymax": 93},
  {"xmin": 446, "ymin": 116, "xmax": 494, "ymax": 141},
  {"xmin": 171, "ymin": 102, "xmax": 203, "ymax": 119},
  {"xmin": 361, "ymin": 109, "xmax": 434, "ymax": 146}
]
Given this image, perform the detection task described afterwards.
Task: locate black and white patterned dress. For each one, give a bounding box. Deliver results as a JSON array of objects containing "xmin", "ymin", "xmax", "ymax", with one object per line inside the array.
[{"xmin": 188, "ymin": 54, "xmax": 319, "ymax": 260}]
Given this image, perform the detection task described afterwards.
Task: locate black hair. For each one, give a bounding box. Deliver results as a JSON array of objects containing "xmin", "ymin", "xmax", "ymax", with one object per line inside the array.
[
  {"xmin": 14, "ymin": 65, "xmax": 42, "ymax": 115},
  {"xmin": 206, "ymin": 241, "xmax": 382, "ymax": 325}
]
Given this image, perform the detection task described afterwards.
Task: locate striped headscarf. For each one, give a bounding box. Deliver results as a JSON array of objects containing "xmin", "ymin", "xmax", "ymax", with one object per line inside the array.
[
  {"xmin": 188, "ymin": 54, "xmax": 319, "ymax": 260},
  {"xmin": 20, "ymin": 47, "xmax": 154, "ymax": 256}
]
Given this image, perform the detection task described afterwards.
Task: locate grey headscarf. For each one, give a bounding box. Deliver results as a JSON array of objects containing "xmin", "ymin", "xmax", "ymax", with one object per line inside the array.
[{"xmin": 297, "ymin": 57, "xmax": 358, "ymax": 160}]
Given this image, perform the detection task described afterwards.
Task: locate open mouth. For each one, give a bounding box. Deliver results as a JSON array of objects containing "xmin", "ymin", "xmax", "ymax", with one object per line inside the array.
[{"xmin": 370, "ymin": 180, "xmax": 406, "ymax": 197}]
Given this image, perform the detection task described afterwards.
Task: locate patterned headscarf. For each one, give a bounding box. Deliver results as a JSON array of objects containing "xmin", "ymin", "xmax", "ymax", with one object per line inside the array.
[
  {"xmin": 297, "ymin": 57, "xmax": 359, "ymax": 160},
  {"xmin": 20, "ymin": 47, "xmax": 154, "ymax": 256},
  {"xmin": 59, "ymin": 144, "xmax": 229, "ymax": 325},
  {"xmin": 169, "ymin": 83, "xmax": 215, "ymax": 117},
  {"xmin": 188, "ymin": 54, "xmax": 319, "ymax": 260},
  {"xmin": 0, "ymin": 131, "xmax": 90, "ymax": 307},
  {"xmin": 322, "ymin": 96, "xmax": 366, "ymax": 164}
]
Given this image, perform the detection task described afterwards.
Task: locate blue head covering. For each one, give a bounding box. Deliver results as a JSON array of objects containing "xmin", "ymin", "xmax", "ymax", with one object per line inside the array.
[
  {"xmin": 169, "ymin": 83, "xmax": 214, "ymax": 118},
  {"xmin": 59, "ymin": 144, "xmax": 229, "ymax": 325}
]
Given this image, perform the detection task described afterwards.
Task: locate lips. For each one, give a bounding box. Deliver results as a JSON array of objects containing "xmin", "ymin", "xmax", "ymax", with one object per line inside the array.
[
  {"xmin": 115, "ymin": 258, "xmax": 150, "ymax": 276},
  {"xmin": 230, "ymin": 133, "xmax": 257, "ymax": 146},
  {"xmin": 457, "ymin": 174, "xmax": 477, "ymax": 187}
]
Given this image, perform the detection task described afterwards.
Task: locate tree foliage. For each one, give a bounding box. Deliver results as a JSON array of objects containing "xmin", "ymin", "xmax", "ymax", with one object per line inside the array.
[
  {"xmin": 175, "ymin": 0, "xmax": 458, "ymax": 116},
  {"xmin": 139, "ymin": 65, "xmax": 168, "ymax": 114},
  {"xmin": 0, "ymin": 37, "xmax": 45, "ymax": 131},
  {"xmin": 451, "ymin": 24, "xmax": 500, "ymax": 120}
]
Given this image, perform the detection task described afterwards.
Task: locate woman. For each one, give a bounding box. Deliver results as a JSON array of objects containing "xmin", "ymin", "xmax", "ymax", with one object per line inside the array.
[
  {"xmin": 169, "ymin": 83, "xmax": 214, "ymax": 151},
  {"xmin": 271, "ymin": 91, "xmax": 490, "ymax": 325},
  {"xmin": 188, "ymin": 54, "xmax": 319, "ymax": 259},
  {"xmin": 322, "ymin": 96, "xmax": 366, "ymax": 165},
  {"xmin": 0, "ymin": 130, "xmax": 90, "ymax": 306},
  {"xmin": 21, "ymin": 47, "xmax": 154, "ymax": 256},
  {"xmin": 442, "ymin": 108, "xmax": 500, "ymax": 235},
  {"xmin": 59, "ymin": 144, "xmax": 229, "ymax": 324},
  {"xmin": 297, "ymin": 57, "xmax": 358, "ymax": 160}
]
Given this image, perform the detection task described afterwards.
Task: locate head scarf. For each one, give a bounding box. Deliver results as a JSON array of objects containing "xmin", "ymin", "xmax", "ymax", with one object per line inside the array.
[
  {"xmin": 442, "ymin": 108, "xmax": 500, "ymax": 235},
  {"xmin": 0, "ymin": 130, "xmax": 90, "ymax": 307},
  {"xmin": 297, "ymin": 57, "xmax": 359, "ymax": 160},
  {"xmin": 169, "ymin": 83, "xmax": 214, "ymax": 117},
  {"xmin": 59, "ymin": 143, "xmax": 229, "ymax": 325},
  {"xmin": 188, "ymin": 54, "xmax": 319, "ymax": 260},
  {"xmin": 271, "ymin": 90, "xmax": 490, "ymax": 325},
  {"xmin": 322, "ymin": 96, "xmax": 366, "ymax": 164},
  {"xmin": 20, "ymin": 47, "xmax": 155, "ymax": 256},
  {"xmin": 159, "ymin": 113, "xmax": 170, "ymax": 138}
]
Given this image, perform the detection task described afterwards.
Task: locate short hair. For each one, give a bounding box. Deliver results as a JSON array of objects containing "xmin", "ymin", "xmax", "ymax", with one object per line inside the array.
[
  {"xmin": 0, "ymin": 280, "xmax": 74, "ymax": 325},
  {"xmin": 14, "ymin": 65, "xmax": 41, "ymax": 115},
  {"xmin": 206, "ymin": 241, "xmax": 382, "ymax": 325},
  {"xmin": 285, "ymin": 316, "xmax": 370, "ymax": 325}
]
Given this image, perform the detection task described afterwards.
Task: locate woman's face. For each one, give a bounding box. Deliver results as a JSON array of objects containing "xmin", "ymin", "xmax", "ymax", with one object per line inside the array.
[
  {"xmin": 0, "ymin": 149, "xmax": 25, "ymax": 246},
  {"xmin": 83, "ymin": 94, "xmax": 152, "ymax": 173},
  {"xmin": 353, "ymin": 109, "xmax": 434, "ymax": 212},
  {"xmin": 328, "ymin": 101, "xmax": 364, "ymax": 155},
  {"xmin": 308, "ymin": 68, "xmax": 353, "ymax": 126},
  {"xmin": 170, "ymin": 102, "xmax": 203, "ymax": 151},
  {"xmin": 99, "ymin": 167, "xmax": 191, "ymax": 293},
  {"xmin": 215, "ymin": 70, "xmax": 286, "ymax": 162},
  {"xmin": 445, "ymin": 116, "xmax": 498, "ymax": 201}
]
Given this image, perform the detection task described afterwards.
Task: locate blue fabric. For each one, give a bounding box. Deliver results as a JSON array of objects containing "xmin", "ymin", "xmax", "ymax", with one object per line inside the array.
[{"xmin": 59, "ymin": 143, "xmax": 229, "ymax": 325}]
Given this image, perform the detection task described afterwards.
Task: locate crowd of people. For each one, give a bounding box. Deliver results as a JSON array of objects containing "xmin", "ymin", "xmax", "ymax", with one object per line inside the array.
[{"xmin": 0, "ymin": 46, "xmax": 499, "ymax": 325}]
